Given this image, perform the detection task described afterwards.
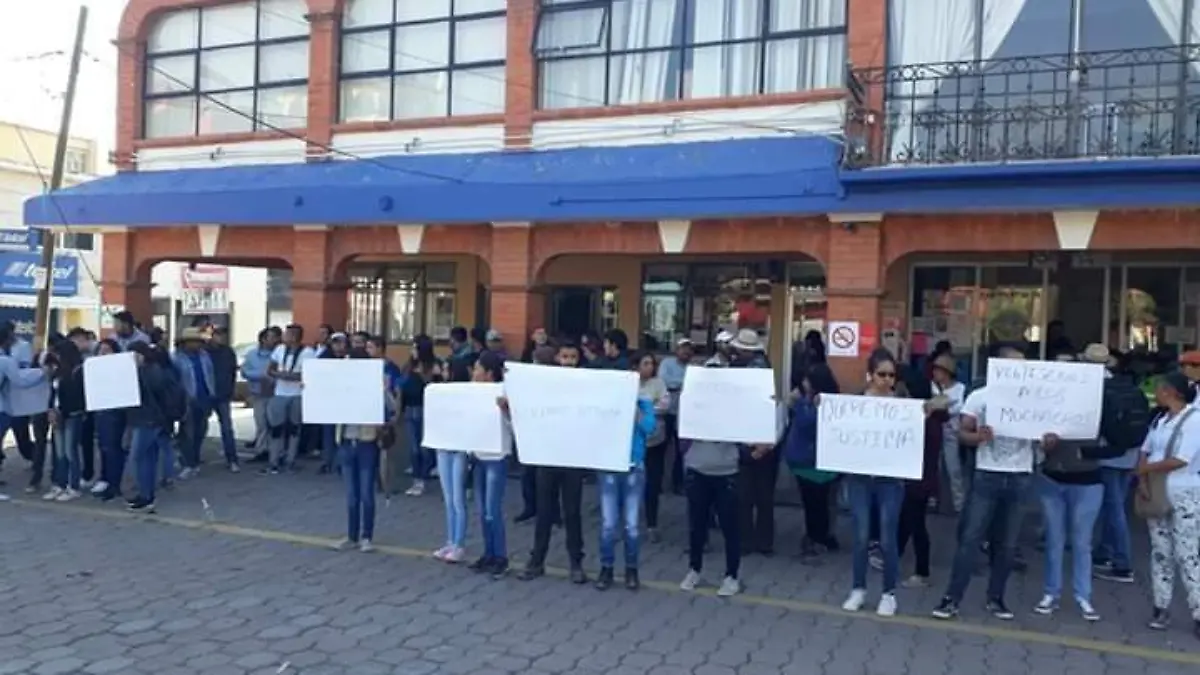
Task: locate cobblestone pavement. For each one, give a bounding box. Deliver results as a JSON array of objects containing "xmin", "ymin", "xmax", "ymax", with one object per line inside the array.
[{"xmin": 1, "ymin": 439, "xmax": 1199, "ymax": 675}]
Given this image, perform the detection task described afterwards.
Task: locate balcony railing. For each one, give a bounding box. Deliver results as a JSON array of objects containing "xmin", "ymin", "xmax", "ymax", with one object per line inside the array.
[{"xmin": 844, "ymin": 44, "xmax": 1200, "ymax": 168}]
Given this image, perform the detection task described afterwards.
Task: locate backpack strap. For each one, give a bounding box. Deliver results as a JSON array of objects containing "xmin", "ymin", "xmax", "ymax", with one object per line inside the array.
[{"xmin": 1164, "ymin": 407, "xmax": 1196, "ymax": 461}]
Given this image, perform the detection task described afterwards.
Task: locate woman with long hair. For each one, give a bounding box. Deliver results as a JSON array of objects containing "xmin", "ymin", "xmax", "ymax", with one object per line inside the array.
[
  {"xmin": 467, "ymin": 350, "xmax": 513, "ymax": 577},
  {"xmin": 42, "ymin": 340, "xmax": 84, "ymax": 502},
  {"xmin": 632, "ymin": 351, "xmax": 670, "ymax": 542},
  {"xmin": 400, "ymin": 335, "xmax": 442, "ymax": 496},
  {"xmin": 784, "ymin": 362, "xmax": 841, "ymax": 558},
  {"xmin": 332, "ymin": 347, "xmax": 395, "ymax": 553}
]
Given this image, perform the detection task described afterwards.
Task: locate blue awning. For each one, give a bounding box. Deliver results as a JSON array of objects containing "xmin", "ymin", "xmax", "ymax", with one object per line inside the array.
[{"xmin": 24, "ymin": 137, "xmax": 844, "ymax": 227}]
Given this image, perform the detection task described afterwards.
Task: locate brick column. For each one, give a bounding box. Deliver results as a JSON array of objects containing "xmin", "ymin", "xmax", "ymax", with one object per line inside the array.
[
  {"xmin": 846, "ymin": 0, "xmax": 888, "ymax": 161},
  {"xmin": 504, "ymin": 0, "xmax": 537, "ymax": 148},
  {"xmin": 113, "ymin": 37, "xmax": 141, "ymax": 171},
  {"xmin": 289, "ymin": 226, "xmax": 348, "ymax": 335},
  {"xmin": 489, "ymin": 223, "xmax": 544, "ymax": 348},
  {"xmin": 305, "ymin": 1, "xmax": 341, "ymax": 157},
  {"xmin": 824, "ymin": 214, "xmax": 885, "ymax": 388},
  {"xmin": 99, "ymin": 230, "xmax": 153, "ymax": 325}
]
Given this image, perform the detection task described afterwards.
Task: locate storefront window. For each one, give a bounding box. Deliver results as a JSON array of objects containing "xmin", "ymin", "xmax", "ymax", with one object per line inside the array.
[
  {"xmin": 640, "ymin": 262, "xmax": 774, "ymax": 353},
  {"xmin": 347, "ymin": 262, "xmax": 457, "ymax": 342}
]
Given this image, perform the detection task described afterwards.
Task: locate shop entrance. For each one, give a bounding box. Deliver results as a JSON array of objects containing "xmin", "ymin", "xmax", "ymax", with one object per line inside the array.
[{"xmin": 548, "ymin": 286, "xmax": 618, "ymax": 342}]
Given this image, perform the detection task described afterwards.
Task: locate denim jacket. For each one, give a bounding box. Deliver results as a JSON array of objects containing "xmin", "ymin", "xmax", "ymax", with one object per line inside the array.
[
  {"xmin": 171, "ymin": 349, "xmax": 216, "ymax": 401},
  {"xmin": 0, "ymin": 354, "xmax": 47, "ymax": 416},
  {"xmin": 240, "ymin": 347, "xmax": 274, "ymax": 397}
]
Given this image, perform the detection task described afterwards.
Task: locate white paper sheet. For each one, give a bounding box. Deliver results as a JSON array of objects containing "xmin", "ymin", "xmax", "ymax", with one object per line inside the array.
[
  {"xmin": 816, "ymin": 394, "xmax": 926, "ymax": 480},
  {"xmin": 503, "ymin": 362, "xmax": 639, "ymax": 472},
  {"xmin": 678, "ymin": 366, "xmax": 777, "ymax": 444},
  {"xmin": 422, "ymin": 382, "xmax": 505, "ymax": 453},
  {"xmin": 84, "ymin": 352, "xmax": 141, "ymax": 412},
  {"xmin": 301, "ymin": 359, "xmax": 385, "ymax": 425},
  {"xmin": 984, "ymin": 358, "xmax": 1104, "ymax": 440}
]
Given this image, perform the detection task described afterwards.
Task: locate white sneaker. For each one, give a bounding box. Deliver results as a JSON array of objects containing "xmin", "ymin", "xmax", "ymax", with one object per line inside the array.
[
  {"xmin": 1078, "ymin": 599, "xmax": 1100, "ymax": 622},
  {"xmin": 42, "ymin": 486, "xmax": 63, "ymax": 501},
  {"xmin": 405, "ymin": 480, "xmax": 425, "ymax": 497},
  {"xmin": 330, "ymin": 538, "xmax": 355, "ymax": 552},
  {"xmin": 359, "ymin": 539, "xmax": 375, "ymax": 553},
  {"xmin": 89, "ymin": 481, "xmax": 109, "ymax": 495},
  {"xmin": 877, "ymin": 593, "xmax": 898, "ymax": 617},
  {"xmin": 680, "ymin": 569, "xmax": 702, "ymax": 591},
  {"xmin": 55, "ymin": 488, "xmax": 81, "ymax": 502},
  {"xmin": 1033, "ymin": 595, "xmax": 1058, "ymax": 616},
  {"xmin": 80, "ymin": 479, "xmax": 93, "ymax": 489},
  {"xmin": 717, "ymin": 576, "xmax": 741, "ymax": 597},
  {"xmin": 842, "ymin": 588, "xmax": 868, "ymax": 612}
]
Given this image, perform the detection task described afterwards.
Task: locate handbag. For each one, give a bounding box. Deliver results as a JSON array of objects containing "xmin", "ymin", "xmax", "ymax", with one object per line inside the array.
[{"xmin": 1133, "ymin": 407, "xmax": 1194, "ymax": 519}]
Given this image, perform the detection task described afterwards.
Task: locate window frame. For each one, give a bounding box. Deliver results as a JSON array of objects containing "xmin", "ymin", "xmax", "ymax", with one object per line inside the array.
[
  {"xmin": 533, "ymin": 0, "xmax": 848, "ymax": 109},
  {"xmin": 346, "ymin": 263, "xmax": 459, "ymax": 344},
  {"xmin": 142, "ymin": 0, "xmax": 311, "ymax": 139},
  {"xmin": 338, "ymin": 0, "xmax": 509, "ymax": 122}
]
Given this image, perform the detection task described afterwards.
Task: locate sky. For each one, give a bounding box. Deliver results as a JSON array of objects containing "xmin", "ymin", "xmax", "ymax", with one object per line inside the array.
[{"xmin": 0, "ymin": 0, "xmax": 123, "ymax": 175}]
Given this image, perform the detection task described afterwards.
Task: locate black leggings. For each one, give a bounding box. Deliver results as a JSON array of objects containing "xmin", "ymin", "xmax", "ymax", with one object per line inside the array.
[
  {"xmin": 686, "ymin": 470, "xmax": 740, "ymax": 579},
  {"xmin": 796, "ymin": 477, "xmax": 835, "ymax": 545},
  {"xmin": 643, "ymin": 441, "xmax": 668, "ymax": 528},
  {"xmin": 898, "ymin": 492, "xmax": 931, "ymax": 577}
]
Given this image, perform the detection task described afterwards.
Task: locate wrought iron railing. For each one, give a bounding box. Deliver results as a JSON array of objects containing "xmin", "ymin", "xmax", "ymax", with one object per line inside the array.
[{"xmin": 844, "ymin": 44, "xmax": 1200, "ymax": 168}]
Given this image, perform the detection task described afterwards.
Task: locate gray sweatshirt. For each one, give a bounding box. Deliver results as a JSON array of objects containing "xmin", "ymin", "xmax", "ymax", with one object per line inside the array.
[{"xmin": 684, "ymin": 439, "xmax": 740, "ymax": 476}]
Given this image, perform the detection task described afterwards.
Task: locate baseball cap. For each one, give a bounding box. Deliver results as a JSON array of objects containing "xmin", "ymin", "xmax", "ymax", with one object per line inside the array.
[
  {"xmin": 1180, "ymin": 350, "xmax": 1200, "ymax": 366},
  {"xmin": 486, "ymin": 329, "xmax": 503, "ymax": 341}
]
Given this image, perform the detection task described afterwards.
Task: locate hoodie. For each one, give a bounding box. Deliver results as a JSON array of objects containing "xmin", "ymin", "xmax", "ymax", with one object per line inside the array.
[
  {"xmin": 0, "ymin": 354, "xmax": 48, "ymax": 416},
  {"xmin": 627, "ymin": 397, "xmax": 657, "ymax": 468},
  {"xmin": 126, "ymin": 362, "xmax": 173, "ymax": 429}
]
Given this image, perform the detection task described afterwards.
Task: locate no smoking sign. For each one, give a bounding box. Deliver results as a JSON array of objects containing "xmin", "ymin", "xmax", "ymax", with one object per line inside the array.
[{"xmin": 827, "ymin": 321, "xmax": 861, "ymax": 358}]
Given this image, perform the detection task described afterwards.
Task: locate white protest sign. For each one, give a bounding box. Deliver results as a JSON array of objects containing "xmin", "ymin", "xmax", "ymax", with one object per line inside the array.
[
  {"xmin": 816, "ymin": 393, "xmax": 926, "ymax": 479},
  {"xmin": 301, "ymin": 359, "xmax": 385, "ymax": 425},
  {"xmin": 84, "ymin": 352, "xmax": 141, "ymax": 411},
  {"xmin": 827, "ymin": 321, "xmax": 860, "ymax": 358},
  {"xmin": 984, "ymin": 358, "xmax": 1104, "ymax": 440},
  {"xmin": 678, "ymin": 366, "xmax": 777, "ymax": 443},
  {"xmin": 503, "ymin": 362, "xmax": 638, "ymax": 472},
  {"xmin": 422, "ymin": 382, "xmax": 505, "ymax": 453}
]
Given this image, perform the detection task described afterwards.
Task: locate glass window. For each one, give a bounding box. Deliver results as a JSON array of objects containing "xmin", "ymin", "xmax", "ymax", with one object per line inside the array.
[
  {"xmin": 536, "ymin": 0, "xmax": 846, "ymax": 109},
  {"xmin": 346, "ymin": 263, "xmax": 459, "ymax": 343},
  {"xmin": 143, "ymin": 1, "xmax": 311, "ymax": 139},
  {"xmin": 340, "ymin": 0, "xmax": 508, "ymax": 121}
]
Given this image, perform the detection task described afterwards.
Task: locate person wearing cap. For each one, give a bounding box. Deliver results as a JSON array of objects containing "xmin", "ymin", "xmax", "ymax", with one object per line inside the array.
[
  {"xmin": 930, "ymin": 353, "xmax": 967, "ymax": 513},
  {"xmin": 171, "ymin": 327, "xmax": 218, "ymax": 478},
  {"xmin": 1179, "ymin": 351, "xmax": 1200, "ymax": 399},
  {"xmin": 658, "ymin": 338, "xmax": 692, "ymax": 497},
  {"xmin": 485, "ymin": 329, "xmax": 507, "ymax": 360},
  {"xmin": 707, "ymin": 330, "xmax": 734, "ymax": 367},
  {"xmin": 1138, "ymin": 371, "xmax": 1200, "ymax": 638}
]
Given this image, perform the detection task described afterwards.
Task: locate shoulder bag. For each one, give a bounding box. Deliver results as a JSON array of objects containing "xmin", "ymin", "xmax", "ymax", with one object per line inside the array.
[{"xmin": 1134, "ymin": 407, "xmax": 1195, "ymax": 519}]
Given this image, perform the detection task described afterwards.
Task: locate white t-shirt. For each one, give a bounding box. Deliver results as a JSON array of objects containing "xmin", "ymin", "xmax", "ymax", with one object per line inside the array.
[
  {"xmin": 933, "ymin": 380, "xmax": 966, "ymax": 434},
  {"xmin": 270, "ymin": 345, "xmax": 313, "ymax": 398},
  {"xmin": 1142, "ymin": 408, "xmax": 1200, "ymax": 497},
  {"xmin": 960, "ymin": 386, "xmax": 1036, "ymax": 474}
]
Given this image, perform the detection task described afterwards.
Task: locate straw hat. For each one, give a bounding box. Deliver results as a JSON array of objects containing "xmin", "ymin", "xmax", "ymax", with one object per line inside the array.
[
  {"xmin": 931, "ymin": 353, "xmax": 957, "ymax": 375},
  {"xmin": 176, "ymin": 327, "xmax": 208, "ymax": 344},
  {"xmin": 730, "ymin": 329, "xmax": 765, "ymax": 352}
]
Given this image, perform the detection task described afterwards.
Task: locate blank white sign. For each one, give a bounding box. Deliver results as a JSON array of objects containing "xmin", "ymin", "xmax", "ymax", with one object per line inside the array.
[
  {"xmin": 84, "ymin": 352, "xmax": 141, "ymax": 411},
  {"xmin": 422, "ymin": 382, "xmax": 505, "ymax": 453},
  {"xmin": 301, "ymin": 359, "xmax": 385, "ymax": 425},
  {"xmin": 678, "ymin": 366, "xmax": 777, "ymax": 444},
  {"xmin": 503, "ymin": 362, "xmax": 639, "ymax": 472}
]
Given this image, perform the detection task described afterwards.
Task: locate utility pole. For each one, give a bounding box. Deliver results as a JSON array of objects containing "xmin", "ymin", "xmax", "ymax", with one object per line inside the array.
[{"xmin": 33, "ymin": 4, "xmax": 88, "ymax": 349}]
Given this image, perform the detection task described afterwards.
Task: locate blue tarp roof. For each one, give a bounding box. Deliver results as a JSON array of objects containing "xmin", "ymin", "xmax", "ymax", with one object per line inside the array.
[{"xmin": 24, "ymin": 137, "xmax": 845, "ymax": 226}]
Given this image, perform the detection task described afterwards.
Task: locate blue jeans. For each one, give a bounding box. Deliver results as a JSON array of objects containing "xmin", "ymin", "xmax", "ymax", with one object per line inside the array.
[
  {"xmin": 600, "ymin": 468, "xmax": 645, "ymax": 568},
  {"xmin": 846, "ymin": 475, "xmax": 904, "ymax": 592},
  {"xmin": 1039, "ymin": 476, "xmax": 1103, "ymax": 603},
  {"xmin": 475, "ymin": 458, "xmax": 508, "ymax": 559},
  {"xmin": 51, "ymin": 413, "xmax": 84, "ymax": 490},
  {"xmin": 211, "ymin": 398, "xmax": 238, "ymax": 465},
  {"xmin": 405, "ymin": 407, "xmax": 433, "ymax": 480},
  {"xmin": 131, "ymin": 425, "xmax": 170, "ymax": 502},
  {"xmin": 436, "ymin": 450, "xmax": 469, "ymax": 548},
  {"xmin": 96, "ymin": 411, "xmax": 126, "ymax": 492},
  {"xmin": 1095, "ymin": 467, "xmax": 1134, "ymax": 572},
  {"xmin": 944, "ymin": 470, "xmax": 1034, "ymax": 603},
  {"xmin": 340, "ymin": 441, "xmax": 380, "ymax": 541},
  {"xmin": 321, "ymin": 425, "xmax": 337, "ymax": 469},
  {"xmin": 183, "ymin": 399, "xmax": 211, "ymax": 469}
]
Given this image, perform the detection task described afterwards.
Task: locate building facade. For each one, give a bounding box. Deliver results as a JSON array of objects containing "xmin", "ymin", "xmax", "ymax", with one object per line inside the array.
[
  {"xmin": 0, "ymin": 121, "xmax": 101, "ymax": 335},
  {"xmin": 24, "ymin": 0, "xmax": 1200, "ymax": 386}
]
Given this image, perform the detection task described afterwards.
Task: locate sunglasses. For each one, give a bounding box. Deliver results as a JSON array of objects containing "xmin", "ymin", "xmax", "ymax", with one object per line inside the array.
[{"xmin": 873, "ymin": 371, "xmax": 897, "ymax": 379}]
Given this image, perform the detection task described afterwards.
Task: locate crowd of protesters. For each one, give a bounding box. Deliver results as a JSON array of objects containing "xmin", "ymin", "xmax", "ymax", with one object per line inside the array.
[{"xmin": 0, "ymin": 312, "xmax": 1197, "ymax": 641}]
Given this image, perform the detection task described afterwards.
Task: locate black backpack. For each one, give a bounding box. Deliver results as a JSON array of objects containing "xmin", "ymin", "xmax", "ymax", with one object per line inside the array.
[{"xmin": 1099, "ymin": 376, "xmax": 1151, "ymax": 451}]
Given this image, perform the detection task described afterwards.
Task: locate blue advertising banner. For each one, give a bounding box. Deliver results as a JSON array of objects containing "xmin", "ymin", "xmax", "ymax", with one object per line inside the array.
[
  {"xmin": 0, "ymin": 229, "xmax": 40, "ymax": 251},
  {"xmin": 0, "ymin": 252, "xmax": 78, "ymax": 296},
  {"xmin": 0, "ymin": 307, "xmax": 60, "ymax": 341}
]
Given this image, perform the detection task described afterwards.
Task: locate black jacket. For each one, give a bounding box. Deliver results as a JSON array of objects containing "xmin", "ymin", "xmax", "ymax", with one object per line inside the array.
[
  {"xmin": 51, "ymin": 366, "xmax": 86, "ymax": 415},
  {"xmin": 208, "ymin": 344, "xmax": 238, "ymax": 400},
  {"xmin": 127, "ymin": 363, "xmax": 172, "ymax": 429}
]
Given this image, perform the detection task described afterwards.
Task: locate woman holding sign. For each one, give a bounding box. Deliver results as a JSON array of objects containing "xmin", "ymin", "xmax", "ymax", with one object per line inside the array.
[
  {"xmin": 841, "ymin": 350, "xmax": 908, "ymax": 618},
  {"xmin": 467, "ymin": 351, "xmax": 512, "ymax": 578}
]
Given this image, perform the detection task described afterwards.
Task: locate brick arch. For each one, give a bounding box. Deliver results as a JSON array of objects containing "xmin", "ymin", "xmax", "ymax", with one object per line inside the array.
[
  {"xmin": 327, "ymin": 225, "xmax": 494, "ymax": 281},
  {"xmin": 528, "ymin": 218, "xmax": 830, "ymax": 283},
  {"xmin": 881, "ymin": 213, "xmax": 1059, "ymax": 270}
]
